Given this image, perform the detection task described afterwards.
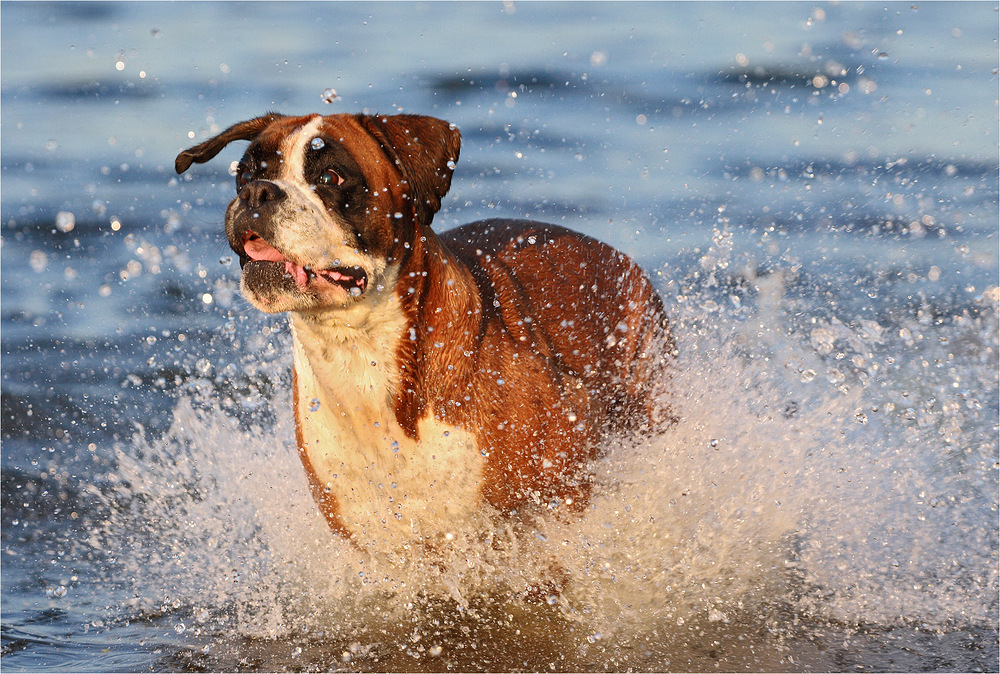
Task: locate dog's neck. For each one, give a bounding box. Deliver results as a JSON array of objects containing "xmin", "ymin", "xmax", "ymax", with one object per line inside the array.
[{"xmin": 289, "ymin": 229, "xmax": 481, "ymax": 438}]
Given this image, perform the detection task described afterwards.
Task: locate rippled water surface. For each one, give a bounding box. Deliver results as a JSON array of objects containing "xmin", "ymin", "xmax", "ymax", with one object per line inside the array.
[{"xmin": 2, "ymin": 2, "xmax": 998, "ymax": 672}]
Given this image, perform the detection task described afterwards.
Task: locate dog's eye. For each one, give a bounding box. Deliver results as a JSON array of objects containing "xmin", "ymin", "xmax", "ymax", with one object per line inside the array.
[
  {"xmin": 236, "ymin": 168, "xmax": 253, "ymax": 187},
  {"xmin": 317, "ymin": 168, "xmax": 344, "ymax": 186}
]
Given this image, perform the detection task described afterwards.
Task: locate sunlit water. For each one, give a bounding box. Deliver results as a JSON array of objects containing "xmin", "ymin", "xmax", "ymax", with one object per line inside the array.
[{"xmin": 2, "ymin": 2, "xmax": 997, "ymax": 672}]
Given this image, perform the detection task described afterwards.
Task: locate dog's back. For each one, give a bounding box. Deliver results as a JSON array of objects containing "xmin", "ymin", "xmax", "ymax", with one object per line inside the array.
[{"xmin": 437, "ymin": 218, "xmax": 674, "ymax": 511}]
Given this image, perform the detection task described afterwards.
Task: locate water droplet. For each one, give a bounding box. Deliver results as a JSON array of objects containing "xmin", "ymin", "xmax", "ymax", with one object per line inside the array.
[
  {"xmin": 321, "ymin": 88, "xmax": 340, "ymax": 103},
  {"xmin": 195, "ymin": 358, "xmax": 212, "ymax": 376},
  {"xmin": 310, "ymin": 137, "xmax": 325, "ymax": 150},
  {"xmin": 496, "ymin": 378, "xmax": 505, "ymax": 386},
  {"xmin": 309, "ymin": 398, "xmax": 321, "ymax": 412},
  {"xmin": 55, "ymin": 211, "xmax": 75, "ymax": 233},
  {"xmin": 174, "ymin": 622, "xmax": 186, "ymax": 634},
  {"xmin": 350, "ymin": 286, "xmax": 363, "ymax": 296},
  {"xmin": 391, "ymin": 440, "xmax": 400, "ymax": 454},
  {"xmin": 709, "ymin": 438, "xmax": 719, "ymax": 449},
  {"xmin": 877, "ymin": 51, "xmax": 889, "ymax": 60},
  {"xmin": 567, "ymin": 412, "xmax": 578, "ymax": 422},
  {"xmin": 29, "ymin": 250, "xmax": 48, "ymax": 273},
  {"xmin": 291, "ymin": 647, "xmax": 302, "ymax": 657},
  {"xmin": 708, "ymin": 608, "xmax": 728, "ymax": 623},
  {"xmin": 855, "ymin": 411, "xmax": 868, "ymax": 424}
]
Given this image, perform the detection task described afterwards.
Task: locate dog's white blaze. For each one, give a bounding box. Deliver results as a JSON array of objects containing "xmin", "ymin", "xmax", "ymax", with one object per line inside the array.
[
  {"xmin": 290, "ymin": 293, "xmax": 486, "ymax": 548},
  {"xmin": 281, "ymin": 116, "xmax": 323, "ymax": 184}
]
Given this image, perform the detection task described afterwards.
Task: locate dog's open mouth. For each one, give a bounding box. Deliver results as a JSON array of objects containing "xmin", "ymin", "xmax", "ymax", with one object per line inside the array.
[{"xmin": 243, "ymin": 232, "xmax": 368, "ymax": 295}]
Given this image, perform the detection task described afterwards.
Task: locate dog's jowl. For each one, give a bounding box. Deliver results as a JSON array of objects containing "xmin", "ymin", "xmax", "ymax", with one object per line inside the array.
[{"xmin": 176, "ymin": 112, "xmax": 674, "ymax": 550}]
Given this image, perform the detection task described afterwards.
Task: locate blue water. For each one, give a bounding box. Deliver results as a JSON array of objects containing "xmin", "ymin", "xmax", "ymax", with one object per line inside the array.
[{"xmin": 2, "ymin": 2, "xmax": 997, "ymax": 671}]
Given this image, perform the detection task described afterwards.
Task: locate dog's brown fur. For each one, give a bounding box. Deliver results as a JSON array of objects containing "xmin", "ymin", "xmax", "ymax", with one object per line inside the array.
[{"xmin": 176, "ymin": 113, "xmax": 673, "ymax": 543}]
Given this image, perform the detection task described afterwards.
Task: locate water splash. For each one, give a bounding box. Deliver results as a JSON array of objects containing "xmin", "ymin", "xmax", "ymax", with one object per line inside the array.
[{"xmin": 93, "ymin": 247, "xmax": 998, "ymax": 668}]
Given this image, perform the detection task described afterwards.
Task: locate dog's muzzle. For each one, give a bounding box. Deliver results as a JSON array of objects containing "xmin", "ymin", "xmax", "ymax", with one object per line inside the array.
[{"xmin": 228, "ymin": 180, "xmax": 369, "ymax": 297}]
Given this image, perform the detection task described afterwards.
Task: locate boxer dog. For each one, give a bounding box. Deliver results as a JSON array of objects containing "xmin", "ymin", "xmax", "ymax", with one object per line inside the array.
[{"xmin": 175, "ymin": 112, "xmax": 673, "ymax": 552}]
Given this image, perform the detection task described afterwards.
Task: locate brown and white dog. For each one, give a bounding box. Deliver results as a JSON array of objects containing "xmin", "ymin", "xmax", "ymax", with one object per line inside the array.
[{"xmin": 175, "ymin": 112, "xmax": 673, "ymax": 551}]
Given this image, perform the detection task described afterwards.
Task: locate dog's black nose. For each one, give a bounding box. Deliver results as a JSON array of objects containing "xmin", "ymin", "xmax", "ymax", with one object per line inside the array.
[{"xmin": 240, "ymin": 180, "xmax": 286, "ymax": 209}]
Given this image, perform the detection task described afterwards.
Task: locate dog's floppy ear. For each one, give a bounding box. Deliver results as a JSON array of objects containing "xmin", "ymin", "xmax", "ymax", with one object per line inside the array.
[
  {"xmin": 356, "ymin": 114, "xmax": 461, "ymax": 224},
  {"xmin": 175, "ymin": 113, "xmax": 286, "ymax": 174}
]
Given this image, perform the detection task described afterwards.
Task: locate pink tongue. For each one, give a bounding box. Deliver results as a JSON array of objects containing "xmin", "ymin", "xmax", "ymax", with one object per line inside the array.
[
  {"xmin": 244, "ymin": 237, "xmax": 309, "ymax": 289},
  {"xmin": 285, "ymin": 261, "xmax": 308, "ymax": 289},
  {"xmin": 244, "ymin": 237, "xmax": 285, "ymax": 262}
]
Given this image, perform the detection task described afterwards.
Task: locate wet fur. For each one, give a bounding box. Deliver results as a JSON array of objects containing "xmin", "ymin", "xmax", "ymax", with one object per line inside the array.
[{"xmin": 176, "ymin": 112, "xmax": 674, "ymax": 548}]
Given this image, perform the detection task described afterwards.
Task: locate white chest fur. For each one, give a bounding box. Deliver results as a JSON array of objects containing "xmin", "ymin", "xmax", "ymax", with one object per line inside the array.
[{"xmin": 289, "ymin": 298, "xmax": 485, "ymax": 549}]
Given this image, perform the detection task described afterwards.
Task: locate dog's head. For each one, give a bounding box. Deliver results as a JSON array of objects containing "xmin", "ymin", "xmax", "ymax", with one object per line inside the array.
[{"xmin": 175, "ymin": 113, "xmax": 461, "ymax": 314}]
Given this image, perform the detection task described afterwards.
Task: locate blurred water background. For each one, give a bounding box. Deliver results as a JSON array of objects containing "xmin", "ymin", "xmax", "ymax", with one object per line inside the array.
[{"xmin": 2, "ymin": 1, "xmax": 998, "ymax": 671}]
